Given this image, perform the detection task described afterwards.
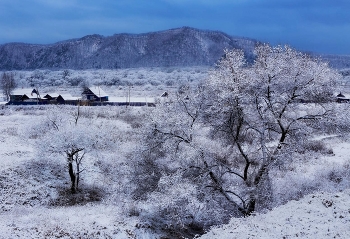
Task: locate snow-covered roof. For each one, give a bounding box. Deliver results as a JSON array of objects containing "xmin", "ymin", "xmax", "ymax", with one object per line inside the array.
[
  {"xmin": 89, "ymin": 86, "xmax": 108, "ymax": 97},
  {"xmin": 336, "ymin": 93, "xmax": 350, "ymax": 99},
  {"xmin": 43, "ymin": 93, "xmax": 60, "ymax": 98},
  {"xmin": 11, "ymin": 88, "xmax": 32, "ymax": 95},
  {"xmin": 59, "ymin": 94, "xmax": 81, "ymax": 100},
  {"xmin": 108, "ymin": 96, "xmax": 155, "ymax": 103}
]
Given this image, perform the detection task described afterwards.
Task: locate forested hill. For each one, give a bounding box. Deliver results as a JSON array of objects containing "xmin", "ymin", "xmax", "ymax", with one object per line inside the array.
[{"xmin": 0, "ymin": 27, "xmax": 257, "ymax": 70}]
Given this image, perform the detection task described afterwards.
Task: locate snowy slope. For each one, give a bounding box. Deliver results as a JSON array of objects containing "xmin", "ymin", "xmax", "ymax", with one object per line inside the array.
[
  {"xmin": 0, "ymin": 27, "xmax": 257, "ymax": 70},
  {"xmin": 200, "ymin": 189, "xmax": 350, "ymax": 238}
]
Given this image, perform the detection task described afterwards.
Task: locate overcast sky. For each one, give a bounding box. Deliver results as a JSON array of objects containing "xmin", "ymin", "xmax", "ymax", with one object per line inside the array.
[{"xmin": 0, "ymin": 0, "xmax": 349, "ymax": 55}]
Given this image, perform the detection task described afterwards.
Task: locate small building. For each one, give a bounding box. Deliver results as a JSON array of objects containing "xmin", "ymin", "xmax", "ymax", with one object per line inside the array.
[
  {"xmin": 10, "ymin": 94, "xmax": 29, "ymax": 102},
  {"xmin": 108, "ymin": 96, "xmax": 155, "ymax": 107},
  {"xmin": 59, "ymin": 94, "xmax": 81, "ymax": 105},
  {"xmin": 336, "ymin": 92, "xmax": 350, "ymax": 103},
  {"xmin": 9, "ymin": 88, "xmax": 33, "ymax": 103},
  {"xmin": 160, "ymin": 91, "xmax": 168, "ymax": 97},
  {"xmin": 82, "ymin": 86, "xmax": 109, "ymax": 102},
  {"xmin": 43, "ymin": 93, "xmax": 60, "ymax": 100}
]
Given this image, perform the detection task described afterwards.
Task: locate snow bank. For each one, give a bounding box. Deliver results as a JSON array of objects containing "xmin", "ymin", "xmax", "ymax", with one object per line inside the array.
[{"xmin": 200, "ymin": 189, "xmax": 350, "ymax": 238}]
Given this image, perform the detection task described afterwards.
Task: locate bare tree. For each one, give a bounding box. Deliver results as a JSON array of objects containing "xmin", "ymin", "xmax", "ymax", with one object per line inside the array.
[
  {"xmin": 0, "ymin": 72, "xmax": 17, "ymax": 101},
  {"xmin": 62, "ymin": 69, "xmax": 71, "ymax": 81}
]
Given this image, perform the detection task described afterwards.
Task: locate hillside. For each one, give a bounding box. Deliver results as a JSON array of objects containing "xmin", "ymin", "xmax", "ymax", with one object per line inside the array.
[
  {"xmin": 200, "ymin": 189, "xmax": 350, "ymax": 238},
  {"xmin": 0, "ymin": 27, "xmax": 257, "ymax": 70}
]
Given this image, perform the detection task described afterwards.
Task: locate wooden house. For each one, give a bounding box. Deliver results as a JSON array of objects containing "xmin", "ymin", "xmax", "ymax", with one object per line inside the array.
[
  {"xmin": 9, "ymin": 94, "xmax": 29, "ymax": 102},
  {"xmin": 160, "ymin": 91, "xmax": 168, "ymax": 97},
  {"xmin": 43, "ymin": 93, "xmax": 59, "ymax": 100},
  {"xmin": 336, "ymin": 92, "xmax": 350, "ymax": 103},
  {"xmin": 9, "ymin": 88, "xmax": 33, "ymax": 103},
  {"xmin": 82, "ymin": 86, "xmax": 108, "ymax": 102}
]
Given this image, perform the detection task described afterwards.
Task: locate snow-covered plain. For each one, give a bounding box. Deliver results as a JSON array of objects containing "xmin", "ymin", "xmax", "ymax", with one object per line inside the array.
[
  {"xmin": 0, "ymin": 103, "xmax": 349, "ymax": 238},
  {"xmin": 1, "ymin": 66, "xmax": 350, "ymax": 238},
  {"xmin": 0, "ymin": 106, "xmax": 152, "ymax": 238}
]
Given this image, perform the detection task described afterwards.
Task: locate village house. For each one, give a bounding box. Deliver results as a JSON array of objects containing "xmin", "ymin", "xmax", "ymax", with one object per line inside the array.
[
  {"xmin": 336, "ymin": 92, "xmax": 350, "ymax": 103},
  {"xmin": 81, "ymin": 86, "xmax": 108, "ymax": 102},
  {"xmin": 7, "ymin": 86, "xmax": 155, "ymax": 106}
]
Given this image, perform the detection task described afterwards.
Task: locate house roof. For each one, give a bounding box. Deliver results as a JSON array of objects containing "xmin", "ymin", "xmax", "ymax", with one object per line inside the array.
[
  {"xmin": 88, "ymin": 86, "xmax": 108, "ymax": 97},
  {"xmin": 43, "ymin": 93, "xmax": 60, "ymax": 98},
  {"xmin": 108, "ymin": 96, "xmax": 155, "ymax": 103},
  {"xmin": 59, "ymin": 94, "xmax": 81, "ymax": 100},
  {"xmin": 11, "ymin": 88, "xmax": 33, "ymax": 96},
  {"xmin": 337, "ymin": 92, "xmax": 345, "ymax": 98},
  {"xmin": 336, "ymin": 92, "xmax": 350, "ymax": 99}
]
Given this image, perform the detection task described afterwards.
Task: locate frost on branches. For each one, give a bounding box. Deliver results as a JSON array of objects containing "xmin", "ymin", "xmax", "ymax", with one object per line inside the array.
[
  {"xmin": 137, "ymin": 45, "xmax": 341, "ymax": 235},
  {"xmin": 33, "ymin": 106, "xmax": 118, "ymax": 193}
]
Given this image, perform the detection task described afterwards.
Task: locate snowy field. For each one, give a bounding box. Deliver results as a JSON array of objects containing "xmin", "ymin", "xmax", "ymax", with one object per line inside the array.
[
  {"xmin": 0, "ymin": 104, "xmax": 349, "ymax": 238},
  {"xmin": 1, "ymin": 66, "xmax": 350, "ymax": 238},
  {"xmin": 0, "ymin": 106, "xmax": 153, "ymax": 238}
]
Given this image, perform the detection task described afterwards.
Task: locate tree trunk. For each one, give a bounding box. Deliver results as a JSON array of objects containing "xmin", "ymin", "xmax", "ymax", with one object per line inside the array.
[
  {"xmin": 76, "ymin": 161, "xmax": 80, "ymax": 191},
  {"xmin": 68, "ymin": 162, "xmax": 76, "ymax": 193},
  {"xmin": 245, "ymin": 197, "xmax": 256, "ymax": 216}
]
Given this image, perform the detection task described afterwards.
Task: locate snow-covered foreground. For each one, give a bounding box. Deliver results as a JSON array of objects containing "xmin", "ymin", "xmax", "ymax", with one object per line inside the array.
[
  {"xmin": 199, "ymin": 137, "xmax": 350, "ymax": 238},
  {"xmin": 0, "ymin": 105, "xmax": 350, "ymax": 238},
  {"xmin": 0, "ymin": 205, "xmax": 134, "ymax": 238},
  {"xmin": 0, "ymin": 106, "xmax": 150, "ymax": 238},
  {"xmin": 200, "ymin": 189, "xmax": 350, "ymax": 238}
]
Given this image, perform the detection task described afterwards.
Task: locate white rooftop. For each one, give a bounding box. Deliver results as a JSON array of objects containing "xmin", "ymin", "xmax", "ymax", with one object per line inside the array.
[
  {"xmin": 12, "ymin": 88, "xmax": 33, "ymax": 95},
  {"xmin": 44, "ymin": 93, "xmax": 60, "ymax": 98},
  {"xmin": 108, "ymin": 96, "xmax": 155, "ymax": 103},
  {"xmin": 60, "ymin": 94, "xmax": 81, "ymax": 100},
  {"xmin": 89, "ymin": 86, "xmax": 108, "ymax": 97}
]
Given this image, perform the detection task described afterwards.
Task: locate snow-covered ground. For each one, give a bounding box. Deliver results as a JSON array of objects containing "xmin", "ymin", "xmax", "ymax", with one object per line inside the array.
[
  {"xmin": 199, "ymin": 189, "xmax": 350, "ymax": 238},
  {"xmin": 199, "ymin": 136, "xmax": 350, "ymax": 238},
  {"xmin": 0, "ymin": 106, "xmax": 149, "ymax": 238},
  {"xmin": 0, "ymin": 105, "xmax": 349, "ymax": 238}
]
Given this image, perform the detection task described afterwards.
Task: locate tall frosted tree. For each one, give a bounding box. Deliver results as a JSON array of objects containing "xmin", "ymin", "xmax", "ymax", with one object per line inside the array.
[
  {"xmin": 140, "ymin": 44, "xmax": 341, "ymax": 229},
  {"xmin": 204, "ymin": 45, "xmax": 339, "ymax": 214}
]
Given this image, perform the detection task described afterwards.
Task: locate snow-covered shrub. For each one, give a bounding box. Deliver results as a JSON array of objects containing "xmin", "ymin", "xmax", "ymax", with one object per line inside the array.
[
  {"xmin": 136, "ymin": 172, "xmax": 229, "ymax": 238},
  {"xmin": 303, "ymin": 140, "xmax": 334, "ymax": 155},
  {"xmin": 2, "ymin": 126, "xmax": 18, "ymax": 136},
  {"xmin": 70, "ymin": 76, "xmax": 84, "ymax": 86}
]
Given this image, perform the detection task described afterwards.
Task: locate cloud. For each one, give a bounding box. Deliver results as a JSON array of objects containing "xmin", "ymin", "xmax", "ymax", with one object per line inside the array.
[{"xmin": 0, "ymin": 0, "xmax": 349, "ymax": 54}]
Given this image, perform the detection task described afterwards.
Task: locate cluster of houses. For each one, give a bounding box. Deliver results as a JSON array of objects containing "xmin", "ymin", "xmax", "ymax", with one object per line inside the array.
[
  {"xmin": 7, "ymin": 87, "xmax": 348, "ymax": 106},
  {"xmin": 7, "ymin": 86, "xmax": 156, "ymax": 107}
]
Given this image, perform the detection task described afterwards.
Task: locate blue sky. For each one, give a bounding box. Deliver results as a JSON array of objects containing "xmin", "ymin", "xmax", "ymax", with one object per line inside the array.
[{"xmin": 0, "ymin": 0, "xmax": 349, "ymax": 55}]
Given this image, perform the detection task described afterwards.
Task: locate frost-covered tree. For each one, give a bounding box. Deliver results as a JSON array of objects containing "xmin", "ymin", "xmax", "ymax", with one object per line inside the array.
[
  {"xmin": 140, "ymin": 44, "xmax": 341, "ymax": 228},
  {"xmin": 35, "ymin": 106, "xmax": 118, "ymax": 193},
  {"xmin": 203, "ymin": 45, "xmax": 339, "ymax": 215},
  {"xmin": 0, "ymin": 72, "xmax": 17, "ymax": 101}
]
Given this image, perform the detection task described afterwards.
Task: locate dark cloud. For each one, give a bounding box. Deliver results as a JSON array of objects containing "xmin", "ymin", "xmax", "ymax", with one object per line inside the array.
[{"xmin": 0, "ymin": 0, "xmax": 349, "ymax": 54}]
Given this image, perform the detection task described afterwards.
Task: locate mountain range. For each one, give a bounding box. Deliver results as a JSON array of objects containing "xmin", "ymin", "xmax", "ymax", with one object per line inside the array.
[{"xmin": 0, "ymin": 27, "xmax": 348, "ymax": 70}]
